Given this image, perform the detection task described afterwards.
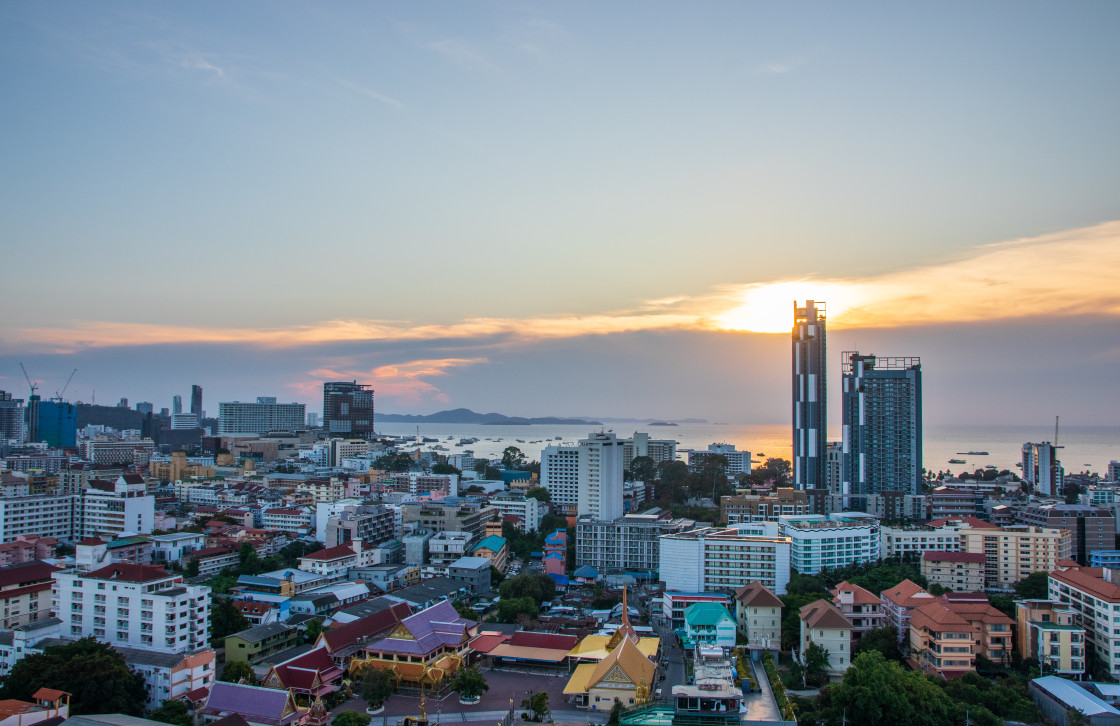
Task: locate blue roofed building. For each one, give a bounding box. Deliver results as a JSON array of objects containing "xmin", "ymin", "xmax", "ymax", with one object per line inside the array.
[{"xmin": 681, "ymin": 603, "xmax": 737, "ymax": 649}]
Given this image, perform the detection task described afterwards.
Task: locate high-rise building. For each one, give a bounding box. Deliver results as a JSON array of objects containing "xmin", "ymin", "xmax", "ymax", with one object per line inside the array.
[
  {"xmin": 0, "ymin": 391, "xmax": 24, "ymax": 443},
  {"xmin": 792, "ymin": 300, "xmax": 827, "ymax": 490},
  {"xmin": 541, "ymin": 432, "xmax": 624, "ymax": 520},
  {"xmin": 134, "ymin": 402, "xmax": 153, "ymax": 415},
  {"xmin": 1022, "ymin": 442, "xmax": 1064, "ymax": 497},
  {"xmin": 190, "ymin": 385, "xmax": 203, "ymax": 419},
  {"xmin": 322, "ymin": 381, "xmax": 374, "ymax": 437},
  {"xmin": 172, "ymin": 395, "xmax": 182, "ymax": 415},
  {"xmin": 218, "ymin": 398, "xmax": 306, "ymax": 435},
  {"xmin": 841, "ymin": 352, "xmax": 923, "ymax": 498}
]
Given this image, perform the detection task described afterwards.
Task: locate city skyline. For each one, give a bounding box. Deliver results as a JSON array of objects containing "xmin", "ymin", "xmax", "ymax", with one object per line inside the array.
[{"xmin": 2, "ymin": 3, "xmax": 1119, "ymax": 425}]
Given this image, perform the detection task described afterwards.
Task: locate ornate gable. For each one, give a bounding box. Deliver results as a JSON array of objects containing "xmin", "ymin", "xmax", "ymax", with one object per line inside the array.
[
  {"xmin": 598, "ymin": 663, "xmax": 633, "ymax": 687},
  {"xmin": 263, "ymin": 669, "xmax": 282, "ymax": 688},
  {"xmin": 388, "ymin": 623, "xmax": 415, "ymax": 640}
]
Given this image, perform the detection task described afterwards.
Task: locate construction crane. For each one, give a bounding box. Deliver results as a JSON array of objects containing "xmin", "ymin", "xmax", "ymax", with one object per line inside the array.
[
  {"xmin": 19, "ymin": 363, "xmax": 38, "ymax": 398},
  {"xmin": 53, "ymin": 368, "xmax": 78, "ymax": 402}
]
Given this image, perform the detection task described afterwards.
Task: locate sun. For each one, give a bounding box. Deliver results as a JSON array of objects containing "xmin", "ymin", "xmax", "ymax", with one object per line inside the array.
[{"xmin": 712, "ymin": 280, "xmax": 866, "ymax": 333}]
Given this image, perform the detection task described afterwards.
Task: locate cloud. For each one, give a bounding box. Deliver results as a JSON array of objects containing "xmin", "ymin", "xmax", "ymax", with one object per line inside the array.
[
  {"xmin": 181, "ymin": 54, "xmax": 225, "ymax": 79},
  {"xmin": 335, "ymin": 77, "xmax": 403, "ymax": 108},
  {"xmin": 8, "ymin": 221, "xmax": 1120, "ymax": 350},
  {"xmin": 288, "ymin": 357, "xmax": 487, "ymax": 406},
  {"xmin": 425, "ymin": 39, "xmax": 500, "ymax": 72},
  {"xmin": 756, "ymin": 61, "xmax": 793, "ymax": 74}
]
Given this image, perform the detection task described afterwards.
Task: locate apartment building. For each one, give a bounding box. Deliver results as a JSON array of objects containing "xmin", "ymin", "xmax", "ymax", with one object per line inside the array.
[
  {"xmin": 385, "ymin": 472, "xmax": 459, "ymax": 497},
  {"xmin": 659, "ymin": 526, "xmax": 791, "ymax": 596},
  {"xmin": 487, "ymin": 491, "xmax": 544, "ymax": 532},
  {"xmin": 929, "ymin": 487, "xmax": 984, "ymax": 521},
  {"xmin": 400, "ymin": 501, "xmax": 498, "ymax": 545},
  {"xmin": 1049, "ymin": 566, "xmax": 1120, "ymax": 679},
  {"xmin": 427, "ymin": 531, "xmax": 474, "ymax": 571},
  {"xmin": 910, "ymin": 599, "xmax": 979, "ymax": 678},
  {"xmin": 79, "ymin": 476, "xmax": 155, "ymax": 539},
  {"xmin": 831, "ymin": 581, "xmax": 884, "ymax": 644},
  {"xmin": 1014, "ymin": 600, "xmax": 1086, "ymax": 677},
  {"xmin": 0, "ymin": 495, "xmax": 77, "ymax": 542},
  {"xmin": 880, "ymin": 579, "xmax": 937, "ymax": 642},
  {"xmin": 0, "ymin": 561, "xmax": 58, "ymax": 629},
  {"xmin": 958, "ymin": 525, "xmax": 1071, "ymax": 589},
  {"xmin": 81, "ymin": 439, "xmax": 157, "ymax": 466},
  {"xmin": 620, "ymin": 432, "xmax": 678, "ymax": 468},
  {"xmin": 1018, "ymin": 504, "xmax": 1115, "ymax": 565},
  {"xmin": 118, "ymin": 646, "xmax": 216, "ymax": 712},
  {"xmin": 921, "ymin": 551, "xmax": 987, "ymax": 592},
  {"xmin": 260, "ymin": 507, "xmax": 313, "ymax": 532},
  {"xmin": 321, "ymin": 504, "xmax": 396, "ymax": 548},
  {"xmin": 778, "ymin": 514, "xmax": 880, "ymax": 575},
  {"xmin": 799, "ymin": 599, "xmax": 852, "ymax": 677},
  {"xmin": 720, "ymin": 489, "xmax": 809, "ymax": 525},
  {"xmin": 53, "ymin": 563, "xmax": 211, "ymax": 653},
  {"xmin": 575, "ymin": 508, "xmax": 697, "ymax": 575},
  {"xmin": 733, "ymin": 582, "xmax": 782, "ymax": 649},
  {"xmin": 218, "ymin": 398, "xmax": 306, "ymax": 435},
  {"xmin": 880, "ymin": 521, "xmax": 969, "ymax": 559}
]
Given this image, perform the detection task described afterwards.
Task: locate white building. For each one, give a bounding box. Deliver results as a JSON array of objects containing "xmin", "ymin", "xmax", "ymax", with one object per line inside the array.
[
  {"xmin": 0, "ymin": 495, "xmax": 77, "ymax": 542},
  {"xmin": 541, "ymin": 444, "xmax": 580, "ymax": 508},
  {"xmin": 621, "ymin": 432, "xmax": 678, "ymax": 467},
  {"xmin": 52, "ymin": 563, "xmax": 210, "ymax": 653},
  {"xmin": 778, "ymin": 514, "xmax": 880, "ymax": 575},
  {"xmin": 218, "ymin": 398, "xmax": 306, "ymax": 435},
  {"xmin": 170, "ymin": 413, "xmax": 200, "ymax": 430},
  {"xmin": 880, "ymin": 523, "xmax": 963, "ymax": 559},
  {"xmin": 488, "ymin": 492, "xmax": 544, "ymax": 532},
  {"xmin": 79, "ymin": 475, "xmax": 155, "ymax": 538},
  {"xmin": 659, "ymin": 525, "xmax": 792, "ymax": 595},
  {"xmin": 577, "ymin": 432, "xmax": 624, "ymax": 521},
  {"xmin": 694, "ymin": 444, "xmax": 751, "ymax": 477},
  {"xmin": 260, "ymin": 507, "xmax": 313, "ymax": 532},
  {"xmin": 1049, "ymin": 566, "xmax": 1120, "ymax": 679},
  {"xmin": 117, "ymin": 646, "xmax": 216, "ymax": 711},
  {"xmin": 150, "ymin": 533, "xmax": 206, "ymax": 565},
  {"xmin": 428, "ymin": 531, "xmax": 473, "ymax": 571}
]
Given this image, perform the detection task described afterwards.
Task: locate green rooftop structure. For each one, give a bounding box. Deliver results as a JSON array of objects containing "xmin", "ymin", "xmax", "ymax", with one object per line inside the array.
[{"xmin": 682, "ymin": 603, "xmax": 736, "ymax": 649}]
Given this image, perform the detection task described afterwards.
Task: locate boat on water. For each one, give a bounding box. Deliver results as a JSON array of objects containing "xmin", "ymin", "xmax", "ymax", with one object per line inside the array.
[
  {"xmin": 956, "ymin": 451, "xmax": 990, "ymax": 456},
  {"xmin": 948, "ymin": 458, "xmax": 966, "ymax": 464}
]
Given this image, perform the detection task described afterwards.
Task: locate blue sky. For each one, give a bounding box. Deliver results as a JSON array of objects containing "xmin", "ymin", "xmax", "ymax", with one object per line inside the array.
[{"xmin": 2, "ymin": 2, "xmax": 1119, "ymax": 424}]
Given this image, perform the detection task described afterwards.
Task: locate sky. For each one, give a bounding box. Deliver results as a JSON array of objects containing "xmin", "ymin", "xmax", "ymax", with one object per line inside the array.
[{"xmin": 2, "ymin": 2, "xmax": 1119, "ymax": 425}]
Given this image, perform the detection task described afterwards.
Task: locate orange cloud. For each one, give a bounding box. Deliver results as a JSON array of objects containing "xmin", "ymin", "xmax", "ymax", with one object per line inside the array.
[
  {"xmin": 7, "ymin": 220, "xmax": 1120, "ymax": 349},
  {"xmin": 288, "ymin": 357, "xmax": 488, "ymax": 407}
]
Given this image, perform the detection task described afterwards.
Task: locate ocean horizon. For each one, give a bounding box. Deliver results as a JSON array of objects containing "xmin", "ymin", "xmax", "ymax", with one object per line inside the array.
[{"xmin": 376, "ymin": 422, "xmax": 1119, "ymax": 478}]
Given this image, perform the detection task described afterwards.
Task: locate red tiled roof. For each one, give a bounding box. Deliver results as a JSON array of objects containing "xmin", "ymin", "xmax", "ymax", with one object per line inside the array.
[
  {"xmin": 32, "ymin": 688, "xmax": 69, "ymax": 701},
  {"xmin": 735, "ymin": 582, "xmax": 783, "ymax": 608},
  {"xmin": 1050, "ymin": 567, "xmax": 1120, "ymax": 603},
  {"xmin": 508, "ymin": 631, "xmax": 578, "ymax": 650},
  {"xmin": 910, "ymin": 600, "xmax": 975, "ymax": 631},
  {"xmin": 922, "ymin": 551, "xmax": 987, "ymax": 563},
  {"xmin": 86, "ymin": 563, "xmax": 172, "ymax": 583},
  {"xmin": 322, "ymin": 602, "xmax": 411, "ymax": 652},
  {"xmin": 301, "ymin": 544, "xmax": 355, "ymax": 561},
  {"xmin": 799, "ymin": 599, "xmax": 853, "ymax": 630},
  {"xmin": 468, "ymin": 632, "xmax": 511, "ymax": 654},
  {"xmin": 0, "ymin": 561, "xmax": 60, "ymax": 588},
  {"xmin": 831, "ymin": 581, "xmax": 882, "ymax": 604},
  {"xmin": 77, "ymin": 537, "xmax": 106, "ymax": 546}
]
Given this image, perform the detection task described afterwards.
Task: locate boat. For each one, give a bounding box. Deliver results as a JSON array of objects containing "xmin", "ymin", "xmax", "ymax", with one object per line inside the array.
[
  {"xmin": 948, "ymin": 458, "xmax": 966, "ymax": 464},
  {"xmin": 956, "ymin": 451, "xmax": 990, "ymax": 456}
]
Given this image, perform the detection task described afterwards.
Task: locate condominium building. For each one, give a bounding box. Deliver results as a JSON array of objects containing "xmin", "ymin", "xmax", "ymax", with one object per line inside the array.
[
  {"xmin": 778, "ymin": 514, "xmax": 881, "ymax": 575},
  {"xmin": 322, "ymin": 381, "xmax": 374, "ymax": 438},
  {"xmin": 385, "ymin": 472, "xmax": 459, "ymax": 497},
  {"xmin": 733, "ymin": 582, "xmax": 783, "ymax": 649},
  {"xmin": 218, "ymin": 398, "xmax": 306, "ymax": 435},
  {"xmin": 487, "ymin": 491, "xmax": 544, "ymax": 532},
  {"xmin": 880, "ymin": 579, "xmax": 937, "ymax": 642},
  {"xmin": 1049, "ymin": 566, "xmax": 1120, "ymax": 679},
  {"xmin": 0, "ymin": 391, "xmax": 24, "ymax": 444},
  {"xmin": 1022, "ymin": 442, "xmax": 1064, "ymax": 497},
  {"xmin": 540, "ymin": 432, "xmax": 624, "ymax": 520},
  {"xmin": 841, "ymin": 352, "xmax": 923, "ymax": 497},
  {"xmin": 792, "ymin": 300, "xmax": 827, "ymax": 490},
  {"xmin": 659, "ymin": 525, "xmax": 791, "ymax": 595},
  {"xmin": 921, "ymin": 551, "xmax": 986, "ymax": 592},
  {"xmin": 0, "ymin": 495, "xmax": 77, "ymax": 542},
  {"xmin": 1018, "ymin": 503, "xmax": 1115, "ymax": 565},
  {"xmin": 1015, "ymin": 600, "xmax": 1086, "ymax": 678},
  {"xmin": 910, "ymin": 595, "xmax": 1013, "ymax": 677},
  {"xmin": 620, "ymin": 432, "xmax": 678, "ymax": 467},
  {"xmin": 880, "ymin": 521, "xmax": 969, "ymax": 558},
  {"xmin": 78, "ymin": 476, "xmax": 155, "ymax": 539},
  {"xmin": 930, "ymin": 487, "xmax": 984, "ymax": 521},
  {"xmin": 958, "ymin": 524, "xmax": 1071, "ymax": 589},
  {"xmin": 427, "ymin": 531, "xmax": 473, "ymax": 570},
  {"xmin": 399, "ymin": 501, "xmax": 498, "ymax": 545},
  {"xmin": 692, "ymin": 444, "xmax": 751, "ymax": 477},
  {"xmin": 575, "ymin": 508, "xmax": 697, "ymax": 575},
  {"xmin": 0, "ymin": 561, "xmax": 58, "ymax": 629},
  {"xmin": 321, "ymin": 504, "xmax": 396, "ymax": 548},
  {"xmin": 53, "ymin": 563, "xmax": 211, "ymax": 653},
  {"xmin": 799, "ymin": 599, "xmax": 852, "ymax": 677},
  {"xmin": 831, "ymin": 581, "xmax": 884, "ymax": 644},
  {"xmin": 80, "ymin": 438, "xmax": 157, "ymax": 466},
  {"xmin": 720, "ymin": 489, "xmax": 809, "ymax": 525}
]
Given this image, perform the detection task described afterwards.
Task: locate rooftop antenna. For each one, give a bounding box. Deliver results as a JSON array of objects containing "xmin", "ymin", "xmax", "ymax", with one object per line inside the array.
[{"xmin": 1054, "ymin": 416, "xmax": 1060, "ymax": 447}]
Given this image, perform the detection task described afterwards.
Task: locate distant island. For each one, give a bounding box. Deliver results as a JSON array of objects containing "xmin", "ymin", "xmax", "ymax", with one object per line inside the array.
[
  {"xmin": 649, "ymin": 421, "xmax": 678, "ymax": 426},
  {"xmin": 377, "ymin": 408, "xmax": 602, "ymax": 426}
]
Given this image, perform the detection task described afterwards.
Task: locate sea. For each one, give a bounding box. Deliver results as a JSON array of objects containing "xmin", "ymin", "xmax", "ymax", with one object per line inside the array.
[{"xmin": 376, "ymin": 422, "xmax": 1120, "ymax": 478}]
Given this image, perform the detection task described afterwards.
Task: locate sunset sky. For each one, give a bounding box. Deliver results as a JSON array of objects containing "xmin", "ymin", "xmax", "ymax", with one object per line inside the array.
[{"xmin": 2, "ymin": 2, "xmax": 1119, "ymax": 425}]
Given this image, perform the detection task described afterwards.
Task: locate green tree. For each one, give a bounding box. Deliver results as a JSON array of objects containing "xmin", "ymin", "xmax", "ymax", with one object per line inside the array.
[
  {"xmin": 221, "ymin": 659, "xmax": 256, "ymax": 684},
  {"xmin": 0, "ymin": 637, "xmax": 147, "ymax": 716},
  {"xmin": 499, "ymin": 573, "xmax": 556, "ymax": 603},
  {"xmin": 497, "ymin": 596, "xmax": 539, "ymax": 623},
  {"xmin": 333, "ymin": 712, "xmax": 372, "ymax": 726},
  {"xmin": 361, "ymin": 666, "xmax": 397, "ymax": 708},
  {"xmin": 432, "ymin": 462, "xmax": 462, "ymax": 476},
  {"xmin": 211, "ymin": 597, "xmax": 250, "ymax": 644},
  {"xmin": 149, "ymin": 699, "xmax": 192, "ymax": 726},
  {"xmin": 450, "ymin": 667, "xmax": 489, "ymax": 699},
  {"xmin": 521, "ymin": 691, "xmax": 550, "ymax": 720},
  {"xmin": 239, "ymin": 542, "xmax": 262, "ymax": 575},
  {"xmin": 628, "ymin": 456, "xmax": 658, "ymax": 483},
  {"xmin": 803, "ymin": 642, "xmax": 831, "ymax": 687},
  {"xmin": 852, "ymin": 626, "xmax": 903, "ymax": 662},
  {"xmin": 305, "ymin": 618, "xmax": 324, "ymax": 644},
  {"xmin": 525, "ymin": 487, "xmax": 551, "ymax": 502},
  {"xmin": 607, "ymin": 700, "xmax": 623, "ymax": 726},
  {"xmin": 452, "ymin": 599, "xmax": 475, "ymax": 618},
  {"xmin": 184, "ymin": 557, "xmax": 200, "ymax": 578},
  {"xmin": 501, "ymin": 446, "xmax": 527, "ymax": 469},
  {"xmin": 375, "ymin": 452, "xmax": 413, "ymax": 472},
  {"xmin": 1013, "ymin": 571, "xmax": 1050, "ymax": 600},
  {"xmin": 279, "ymin": 540, "xmax": 324, "ymax": 566},
  {"xmin": 656, "ymin": 460, "xmax": 689, "ymax": 502},
  {"xmin": 820, "ymin": 651, "xmax": 957, "ymax": 726}
]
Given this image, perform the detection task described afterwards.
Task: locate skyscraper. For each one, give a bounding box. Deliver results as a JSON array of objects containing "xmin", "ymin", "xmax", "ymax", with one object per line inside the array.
[
  {"xmin": 322, "ymin": 381, "xmax": 374, "ymax": 437},
  {"xmin": 841, "ymin": 352, "xmax": 923, "ymax": 498},
  {"xmin": 0, "ymin": 391, "xmax": 24, "ymax": 443},
  {"xmin": 190, "ymin": 385, "xmax": 203, "ymax": 419},
  {"xmin": 1022, "ymin": 442, "xmax": 1063, "ymax": 497},
  {"xmin": 792, "ymin": 300, "xmax": 827, "ymax": 490},
  {"xmin": 172, "ymin": 395, "xmax": 182, "ymax": 415}
]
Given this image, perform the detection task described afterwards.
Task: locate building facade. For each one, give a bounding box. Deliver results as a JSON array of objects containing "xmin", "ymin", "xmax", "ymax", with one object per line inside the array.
[
  {"xmin": 218, "ymin": 398, "xmax": 306, "ymax": 435},
  {"xmin": 575, "ymin": 508, "xmax": 697, "ymax": 576},
  {"xmin": 659, "ymin": 526, "xmax": 791, "ymax": 595},
  {"xmin": 792, "ymin": 300, "xmax": 827, "ymax": 490},
  {"xmin": 841, "ymin": 352, "xmax": 923, "ymax": 498},
  {"xmin": 322, "ymin": 381, "xmax": 374, "ymax": 438},
  {"xmin": 778, "ymin": 514, "xmax": 881, "ymax": 575}
]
